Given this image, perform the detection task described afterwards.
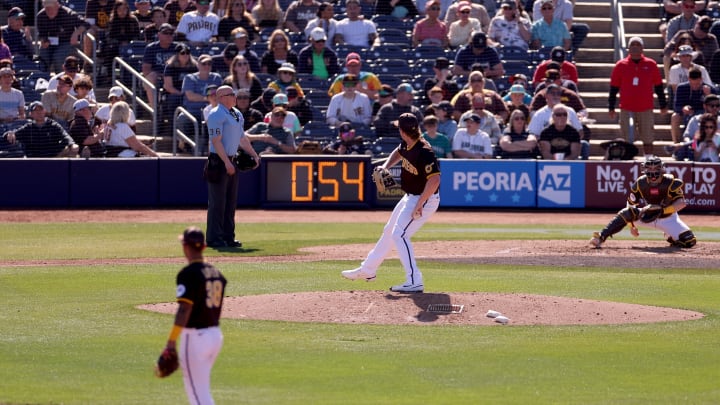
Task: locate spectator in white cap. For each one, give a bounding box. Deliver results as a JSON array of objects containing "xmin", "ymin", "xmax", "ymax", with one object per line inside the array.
[
  {"xmin": 304, "ymin": 2, "xmax": 337, "ymax": 49},
  {"xmin": 667, "ymin": 44, "xmax": 712, "ymax": 94},
  {"xmin": 374, "ymin": 83, "xmax": 424, "ymax": 138},
  {"xmin": 609, "ymin": 36, "xmax": 667, "ymax": 157},
  {"xmin": 95, "ymin": 86, "xmax": 137, "ymax": 125},
  {"xmin": 297, "ymin": 27, "xmax": 340, "ymax": 80},
  {"xmin": 69, "ymin": 98, "xmax": 105, "ymax": 157},
  {"xmin": 268, "ymin": 62, "xmax": 305, "ymax": 98}
]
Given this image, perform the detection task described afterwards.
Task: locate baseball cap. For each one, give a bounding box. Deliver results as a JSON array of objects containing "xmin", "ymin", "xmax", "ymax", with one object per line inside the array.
[
  {"xmin": 338, "ymin": 121, "xmax": 353, "ymax": 134},
  {"xmin": 463, "ymin": 113, "xmax": 482, "ymax": 123},
  {"xmin": 73, "ymin": 98, "xmax": 90, "ymax": 112},
  {"xmin": 546, "ymin": 83, "xmax": 561, "ymax": 93},
  {"xmin": 309, "ymin": 27, "xmax": 327, "ymax": 42},
  {"xmin": 175, "ymin": 43, "xmax": 190, "ymax": 53},
  {"xmin": 272, "ymin": 93, "xmax": 289, "ymax": 105},
  {"xmin": 346, "ymin": 53, "xmax": 361, "ymax": 66},
  {"xmin": 628, "ymin": 36, "xmax": 643, "ymax": 47},
  {"xmin": 205, "ymin": 84, "xmax": 219, "ymax": 96},
  {"xmin": 342, "ymin": 73, "xmax": 358, "ymax": 86},
  {"xmin": 278, "ymin": 62, "xmax": 296, "ymax": 73},
  {"xmin": 397, "ymin": 113, "xmax": 419, "ymax": 132},
  {"xmin": 198, "ymin": 54, "xmax": 212, "ymax": 64},
  {"xmin": 545, "ymin": 69, "xmax": 560, "ymax": 80},
  {"xmin": 550, "ymin": 46, "xmax": 565, "ymax": 62},
  {"xmin": 223, "ymin": 43, "xmax": 239, "ymax": 59},
  {"xmin": 509, "ymin": 73, "xmax": 527, "ymax": 84},
  {"xmin": 699, "ymin": 16, "xmax": 712, "ymax": 32},
  {"xmin": 500, "ymin": 0, "xmax": 515, "ymax": 8},
  {"xmin": 436, "ymin": 100, "xmax": 453, "ymax": 113},
  {"xmin": 27, "ymin": 101, "xmax": 44, "ymax": 112},
  {"xmin": 8, "ymin": 7, "xmax": 25, "ymax": 18},
  {"xmin": 108, "ymin": 86, "xmax": 124, "ymax": 99},
  {"xmin": 510, "ymin": 84, "xmax": 525, "ymax": 94},
  {"xmin": 378, "ymin": 84, "xmax": 394, "ymax": 97},
  {"xmin": 0, "ymin": 67, "xmax": 14, "ymax": 76},
  {"xmin": 472, "ymin": 32, "xmax": 487, "ymax": 48},
  {"xmin": 434, "ymin": 57, "xmax": 450, "ymax": 70},
  {"xmin": 704, "ymin": 94, "xmax": 720, "ymax": 103},
  {"xmin": 179, "ymin": 227, "xmax": 205, "ymax": 248},
  {"xmin": 459, "ymin": 2, "xmax": 471, "ymax": 12},
  {"xmin": 396, "ymin": 83, "xmax": 413, "ymax": 94},
  {"xmin": 286, "ymin": 87, "xmax": 298, "ymax": 99},
  {"xmin": 159, "ymin": 23, "xmax": 175, "ymax": 34},
  {"xmin": 196, "ymin": 0, "xmax": 210, "ymax": 5},
  {"xmin": 540, "ymin": 0, "xmax": 553, "ymax": 4},
  {"xmin": 64, "ymin": 56, "xmax": 79, "ymax": 71},
  {"xmin": 678, "ymin": 45, "xmax": 693, "ymax": 56},
  {"xmin": 58, "ymin": 74, "xmax": 74, "ymax": 86},
  {"xmin": 233, "ymin": 28, "xmax": 247, "ymax": 39}
]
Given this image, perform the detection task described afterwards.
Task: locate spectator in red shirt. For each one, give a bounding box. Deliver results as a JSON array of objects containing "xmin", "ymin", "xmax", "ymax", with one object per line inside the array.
[
  {"xmin": 608, "ymin": 36, "xmax": 667, "ymax": 157},
  {"xmin": 532, "ymin": 46, "xmax": 578, "ymax": 86}
]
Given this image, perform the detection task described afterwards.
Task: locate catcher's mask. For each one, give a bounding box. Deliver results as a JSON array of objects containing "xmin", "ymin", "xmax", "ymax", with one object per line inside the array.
[{"xmin": 643, "ymin": 155, "xmax": 664, "ymax": 183}]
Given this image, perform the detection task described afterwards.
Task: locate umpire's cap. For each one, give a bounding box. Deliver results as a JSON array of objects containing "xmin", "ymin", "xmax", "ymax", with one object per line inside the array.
[{"xmin": 180, "ymin": 227, "xmax": 205, "ymax": 248}]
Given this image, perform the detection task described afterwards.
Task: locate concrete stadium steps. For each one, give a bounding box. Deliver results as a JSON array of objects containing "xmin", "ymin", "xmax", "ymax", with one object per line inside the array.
[{"xmin": 573, "ymin": 0, "xmax": 676, "ymax": 157}]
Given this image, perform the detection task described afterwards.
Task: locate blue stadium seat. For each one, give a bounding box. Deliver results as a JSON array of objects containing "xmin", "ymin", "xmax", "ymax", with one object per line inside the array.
[
  {"xmin": 378, "ymin": 28, "xmax": 411, "ymax": 46},
  {"xmin": 375, "ymin": 74, "xmax": 412, "ymax": 90},
  {"xmin": 498, "ymin": 45, "xmax": 531, "ymax": 63},
  {"xmin": 503, "ymin": 61, "xmax": 533, "ymax": 79},
  {"xmin": 409, "ymin": 45, "xmax": 447, "ymax": 62},
  {"xmin": 371, "ymin": 137, "xmax": 400, "ymax": 157},
  {"xmin": 296, "ymin": 73, "xmax": 330, "ymax": 91},
  {"xmin": 373, "ymin": 58, "xmax": 410, "ymax": 76},
  {"xmin": 304, "ymin": 89, "xmax": 331, "ymax": 109},
  {"xmin": 411, "ymin": 59, "xmax": 436, "ymax": 77},
  {"xmin": 119, "ymin": 40, "xmax": 147, "ymax": 61},
  {"xmin": 366, "ymin": 45, "xmax": 407, "ymax": 64},
  {"xmin": 302, "ymin": 120, "xmax": 335, "ymax": 140}
]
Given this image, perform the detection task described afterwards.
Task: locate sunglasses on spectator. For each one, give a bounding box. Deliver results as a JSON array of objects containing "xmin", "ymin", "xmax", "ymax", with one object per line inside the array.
[
  {"xmin": 542, "ymin": 6, "xmax": 553, "ymax": 10},
  {"xmin": 706, "ymin": 103, "xmax": 720, "ymax": 107},
  {"xmin": 682, "ymin": 3, "xmax": 694, "ymax": 9},
  {"xmin": 470, "ymin": 78, "xmax": 483, "ymax": 82},
  {"xmin": 236, "ymin": 95, "xmax": 250, "ymax": 99},
  {"xmin": 428, "ymin": 6, "xmax": 439, "ymax": 10},
  {"xmin": 553, "ymin": 112, "xmax": 567, "ymax": 117},
  {"xmin": 703, "ymin": 125, "xmax": 716, "ymax": 129},
  {"xmin": 179, "ymin": 50, "xmax": 189, "ymax": 55},
  {"xmin": 460, "ymin": 10, "xmax": 470, "ymax": 14},
  {"xmin": 235, "ymin": 61, "xmax": 248, "ymax": 66},
  {"xmin": 218, "ymin": 92, "xmax": 234, "ymax": 97},
  {"xmin": 513, "ymin": 116, "xmax": 525, "ymax": 121},
  {"xmin": 272, "ymin": 112, "xmax": 286, "ymax": 117}
]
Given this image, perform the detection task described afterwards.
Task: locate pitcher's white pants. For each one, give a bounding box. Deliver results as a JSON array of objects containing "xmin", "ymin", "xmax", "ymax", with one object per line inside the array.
[
  {"xmin": 360, "ymin": 193, "xmax": 440, "ymax": 284},
  {"xmin": 180, "ymin": 326, "xmax": 223, "ymax": 405}
]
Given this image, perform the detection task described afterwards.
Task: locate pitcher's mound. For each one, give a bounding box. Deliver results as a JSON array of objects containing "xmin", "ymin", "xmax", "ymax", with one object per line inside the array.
[{"xmin": 140, "ymin": 291, "xmax": 703, "ymax": 326}]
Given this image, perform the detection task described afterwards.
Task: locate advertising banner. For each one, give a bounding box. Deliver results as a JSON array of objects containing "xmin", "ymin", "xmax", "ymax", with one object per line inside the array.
[{"xmin": 439, "ymin": 159, "xmax": 537, "ymax": 207}]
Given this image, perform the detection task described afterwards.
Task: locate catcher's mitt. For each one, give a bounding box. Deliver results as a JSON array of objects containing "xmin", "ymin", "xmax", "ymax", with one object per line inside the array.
[
  {"xmin": 234, "ymin": 150, "xmax": 257, "ymax": 172},
  {"xmin": 640, "ymin": 204, "xmax": 663, "ymax": 223},
  {"xmin": 154, "ymin": 347, "xmax": 179, "ymax": 378},
  {"xmin": 372, "ymin": 167, "xmax": 397, "ymax": 192}
]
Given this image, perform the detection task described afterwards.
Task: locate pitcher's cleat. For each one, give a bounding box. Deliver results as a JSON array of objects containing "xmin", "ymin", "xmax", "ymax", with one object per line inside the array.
[
  {"xmin": 341, "ymin": 268, "xmax": 376, "ymax": 281},
  {"xmin": 389, "ymin": 283, "xmax": 424, "ymax": 293}
]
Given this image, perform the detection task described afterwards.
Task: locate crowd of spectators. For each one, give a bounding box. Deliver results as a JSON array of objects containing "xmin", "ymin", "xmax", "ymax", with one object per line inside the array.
[{"xmin": 3, "ymin": 0, "xmax": 718, "ymax": 163}]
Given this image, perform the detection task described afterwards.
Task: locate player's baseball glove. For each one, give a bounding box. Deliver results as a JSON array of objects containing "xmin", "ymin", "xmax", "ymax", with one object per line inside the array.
[
  {"xmin": 154, "ymin": 347, "xmax": 179, "ymax": 378},
  {"xmin": 234, "ymin": 150, "xmax": 257, "ymax": 171},
  {"xmin": 372, "ymin": 167, "xmax": 397, "ymax": 192},
  {"xmin": 640, "ymin": 204, "xmax": 663, "ymax": 223}
]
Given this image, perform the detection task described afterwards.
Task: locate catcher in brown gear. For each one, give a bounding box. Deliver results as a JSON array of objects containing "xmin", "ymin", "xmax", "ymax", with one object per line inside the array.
[{"xmin": 590, "ymin": 156, "xmax": 696, "ymax": 249}]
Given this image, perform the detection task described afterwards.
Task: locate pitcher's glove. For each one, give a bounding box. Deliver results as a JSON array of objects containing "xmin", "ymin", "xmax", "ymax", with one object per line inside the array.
[
  {"xmin": 372, "ymin": 167, "xmax": 397, "ymax": 192},
  {"xmin": 154, "ymin": 347, "xmax": 179, "ymax": 378},
  {"xmin": 640, "ymin": 204, "xmax": 663, "ymax": 223}
]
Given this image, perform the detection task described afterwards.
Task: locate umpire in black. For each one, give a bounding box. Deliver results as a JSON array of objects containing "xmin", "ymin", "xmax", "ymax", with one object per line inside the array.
[{"xmin": 205, "ymin": 85, "xmax": 260, "ymax": 248}]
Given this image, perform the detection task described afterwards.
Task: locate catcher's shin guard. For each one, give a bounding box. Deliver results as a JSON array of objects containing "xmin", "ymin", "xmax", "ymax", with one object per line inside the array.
[
  {"xmin": 671, "ymin": 230, "xmax": 697, "ymax": 248},
  {"xmin": 600, "ymin": 212, "xmax": 630, "ymax": 241}
]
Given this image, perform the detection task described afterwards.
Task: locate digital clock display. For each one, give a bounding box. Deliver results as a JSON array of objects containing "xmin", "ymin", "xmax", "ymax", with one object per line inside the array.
[{"xmin": 262, "ymin": 156, "xmax": 372, "ymax": 207}]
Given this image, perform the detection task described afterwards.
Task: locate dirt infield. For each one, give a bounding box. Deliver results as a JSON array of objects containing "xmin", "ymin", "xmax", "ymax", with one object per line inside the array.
[{"xmin": 3, "ymin": 209, "xmax": 715, "ymax": 326}]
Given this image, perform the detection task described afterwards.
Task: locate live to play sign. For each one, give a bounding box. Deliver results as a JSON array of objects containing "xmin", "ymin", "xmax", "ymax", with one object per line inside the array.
[{"xmin": 585, "ymin": 162, "xmax": 720, "ymax": 211}]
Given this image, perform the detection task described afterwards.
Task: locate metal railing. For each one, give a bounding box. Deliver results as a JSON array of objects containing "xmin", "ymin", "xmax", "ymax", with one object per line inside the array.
[
  {"xmin": 172, "ymin": 107, "xmax": 200, "ymax": 156},
  {"xmin": 611, "ymin": 0, "xmax": 628, "ymax": 61},
  {"xmin": 76, "ymin": 33, "xmax": 97, "ymax": 87},
  {"xmin": 111, "ymin": 57, "xmax": 158, "ymax": 145}
]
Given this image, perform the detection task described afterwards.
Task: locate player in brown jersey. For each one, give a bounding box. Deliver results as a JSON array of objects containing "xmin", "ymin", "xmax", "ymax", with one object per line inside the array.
[
  {"xmin": 590, "ymin": 156, "xmax": 696, "ymax": 249},
  {"xmin": 342, "ymin": 113, "xmax": 441, "ymax": 293},
  {"xmin": 162, "ymin": 227, "xmax": 227, "ymax": 404}
]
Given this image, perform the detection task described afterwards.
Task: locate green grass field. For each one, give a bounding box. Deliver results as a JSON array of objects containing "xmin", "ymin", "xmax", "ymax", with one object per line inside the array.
[{"xmin": 1, "ymin": 220, "xmax": 719, "ymax": 404}]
